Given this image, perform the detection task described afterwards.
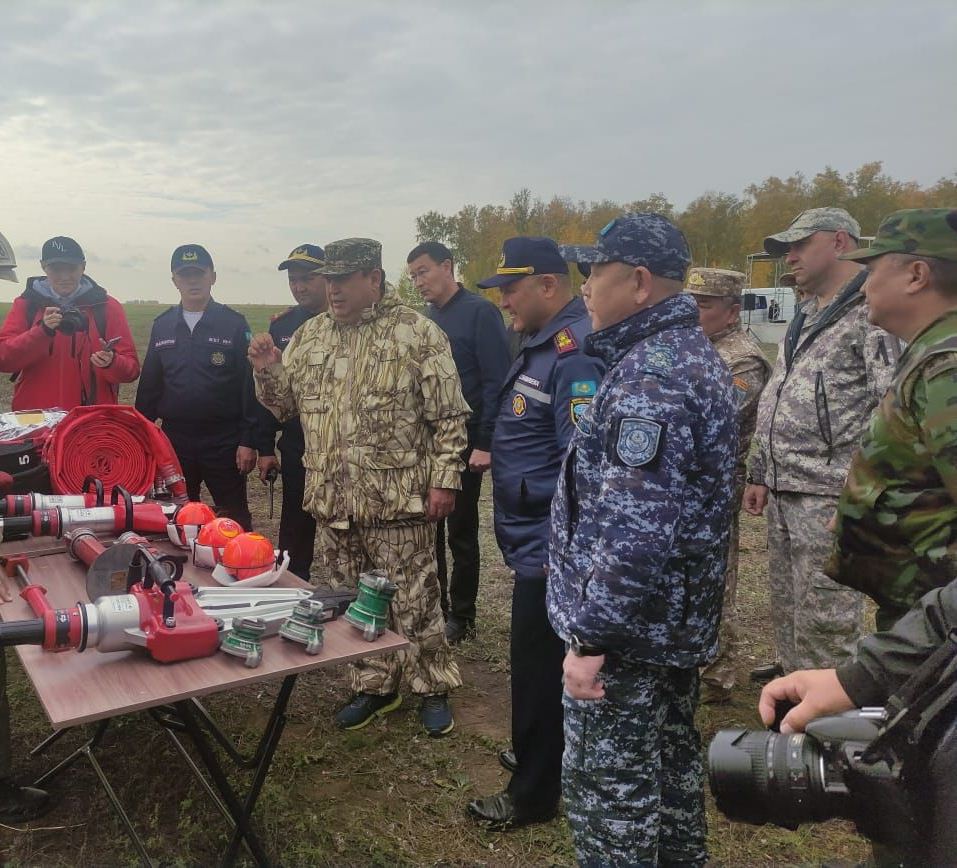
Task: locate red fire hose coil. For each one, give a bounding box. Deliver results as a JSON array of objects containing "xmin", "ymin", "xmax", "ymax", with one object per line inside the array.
[{"xmin": 41, "ymin": 406, "xmax": 187, "ymax": 500}]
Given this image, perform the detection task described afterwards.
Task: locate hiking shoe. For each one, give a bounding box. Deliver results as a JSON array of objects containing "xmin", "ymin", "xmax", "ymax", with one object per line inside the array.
[
  {"xmin": 498, "ymin": 749, "xmax": 518, "ymax": 774},
  {"xmin": 0, "ymin": 780, "xmax": 51, "ymax": 824},
  {"xmin": 419, "ymin": 693, "xmax": 454, "ymax": 737},
  {"xmin": 334, "ymin": 692, "xmax": 401, "ymax": 730},
  {"xmin": 445, "ymin": 616, "xmax": 475, "ymax": 645},
  {"xmin": 749, "ymin": 662, "xmax": 784, "ymax": 684}
]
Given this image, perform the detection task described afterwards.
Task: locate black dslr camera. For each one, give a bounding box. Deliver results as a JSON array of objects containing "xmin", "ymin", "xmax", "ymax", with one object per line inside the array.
[
  {"xmin": 708, "ymin": 708, "xmax": 920, "ymax": 848},
  {"xmin": 56, "ymin": 304, "xmax": 88, "ymax": 335}
]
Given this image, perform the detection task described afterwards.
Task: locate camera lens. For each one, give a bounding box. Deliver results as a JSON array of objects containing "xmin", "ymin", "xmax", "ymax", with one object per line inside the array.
[
  {"xmin": 57, "ymin": 308, "xmax": 87, "ymax": 335},
  {"xmin": 708, "ymin": 728, "xmax": 843, "ymax": 828}
]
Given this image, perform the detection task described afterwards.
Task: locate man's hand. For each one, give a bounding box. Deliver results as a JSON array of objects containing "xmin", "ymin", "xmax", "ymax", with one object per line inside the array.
[
  {"xmin": 758, "ymin": 669, "xmax": 854, "ymax": 734},
  {"xmin": 42, "ymin": 307, "xmax": 63, "ymax": 331},
  {"xmin": 426, "ymin": 487, "xmax": 456, "ymax": 522},
  {"xmin": 258, "ymin": 455, "xmax": 280, "ymax": 483},
  {"xmin": 743, "ymin": 483, "xmax": 770, "ymax": 516},
  {"xmin": 563, "ymin": 650, "xmax": 606, "ymax": 700},
  {"xmin": 236, "ymin": 446, "xmax": 257, "ymax": 475},
  {"xmin": 247, "ymin": 333, "xmax": 282, "ymax": 371},
  {"xmin": 90, "ymin": 349, "xmax": 115, "ymax": 368},
  {"xmin": 468, "ymin": 448, "xmax": 492, "ymax": 473}
]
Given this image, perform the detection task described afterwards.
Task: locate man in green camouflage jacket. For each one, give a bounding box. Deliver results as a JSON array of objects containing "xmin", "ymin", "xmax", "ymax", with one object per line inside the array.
[
  {"xmin": 828, "ymin": 208, "xmax": 957, "ymax": 630},
  {"xmin": 250, "ymin": 238, "xmax": 471, "ymax": 736}
]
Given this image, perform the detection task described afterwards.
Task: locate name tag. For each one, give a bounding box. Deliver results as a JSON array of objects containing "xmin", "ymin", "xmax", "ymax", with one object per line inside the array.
[
  {"xmin": 207, "ymin": 336, "xmax": 233, "ymax": 347},
  {"xmin": 153, "ymin": 338, "xmax": 176, "ymax": 349}
]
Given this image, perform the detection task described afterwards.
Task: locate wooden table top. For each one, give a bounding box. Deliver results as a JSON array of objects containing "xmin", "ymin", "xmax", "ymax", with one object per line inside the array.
[{"xmin": 0, "ymin": 536, "xmax": 407, "ymax": 729}]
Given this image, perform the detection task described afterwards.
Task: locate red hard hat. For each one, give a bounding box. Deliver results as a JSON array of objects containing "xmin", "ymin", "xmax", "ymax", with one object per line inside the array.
[
  {"xmin": 169, "ymin": 501, "xmax": 216, "ymax": 546},
  {"xmin": 196, "ymin": 516, "xmax": 243, "ymax": 549},
  {"xmin": 219, "ymin": 532, "xmax": 277, "ymax": 582}
]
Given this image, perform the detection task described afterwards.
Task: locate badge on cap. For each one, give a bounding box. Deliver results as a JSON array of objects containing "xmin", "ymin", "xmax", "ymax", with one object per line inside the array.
[
  {"xmin": 688, "ymin": 272, "xmax": 706, "ymax": 287},
  {"xmin": 616, "ymin": 417, "xmax": 663, "ymax": 467}
]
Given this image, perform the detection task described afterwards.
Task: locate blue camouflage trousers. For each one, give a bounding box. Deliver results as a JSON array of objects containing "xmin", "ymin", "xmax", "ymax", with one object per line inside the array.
[{"xmin": 562, "ymin": 658, "xmax": 706, "ymax": 867}]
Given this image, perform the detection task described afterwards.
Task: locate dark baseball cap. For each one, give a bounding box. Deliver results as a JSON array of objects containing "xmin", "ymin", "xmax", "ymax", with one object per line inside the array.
[
  {"xmin": 278, "ymin": 243, "xmax": 325, "ymax": 271},
  {"xmin": 560, "ymin": 213, "xmax": 691, "ymax": 281},
  {"xmin": 476, "ymin": 237, "xmax": 569, "ymax": 289},
  {"xmin": 171, "ymin": 244, "xmax": 214, "ymax": 272},
  {"xmin": 41, "ymin": 236, "xmax": 85, "ymax": 265}
]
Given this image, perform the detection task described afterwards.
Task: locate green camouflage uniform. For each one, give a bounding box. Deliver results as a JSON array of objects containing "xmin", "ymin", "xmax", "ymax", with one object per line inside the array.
[
  {"xmin": 749, "ymin": 208, "xmax": 900, "ymax": 673},
  {"xmin": 255, "ymin": 238, "xmax": 470, "ymax": 696},
  {"xmin": 829, "ymin": 209, "xmax": 957, "ymax": 630},
  {"xmin": 686, "ymin": 268, "xmax": 771, "ymax": 694}
]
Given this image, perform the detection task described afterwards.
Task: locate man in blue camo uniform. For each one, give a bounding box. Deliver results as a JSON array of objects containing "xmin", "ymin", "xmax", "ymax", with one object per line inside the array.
[{"xmin": 549, "ymin": 213, "xmax": 738, "ymax": 865}]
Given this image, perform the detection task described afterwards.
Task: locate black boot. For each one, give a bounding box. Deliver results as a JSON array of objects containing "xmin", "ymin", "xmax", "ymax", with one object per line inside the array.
[{"xmin": 0, "ymin": 779, "xmax": 51, "ymax": 823}]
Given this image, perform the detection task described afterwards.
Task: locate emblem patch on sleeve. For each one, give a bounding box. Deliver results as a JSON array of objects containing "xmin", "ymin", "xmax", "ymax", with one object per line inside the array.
[
  {"xmin": 570, "ymin": 397, "xmax": 592, "ymax": 431},
  {"xmin": 616, "ymin": 417, "xmax": 663, "ymax": 467},
  {"xmin": 554, "ymin": 328, "xmax": 578, "ymax": 354},
  {"xmin": 571, "ymin": 380, "xmax": 597, "ymax": 396},
  {"xmin": 512, "ymin": 393, "xmax": 527, "ymax": 417}
]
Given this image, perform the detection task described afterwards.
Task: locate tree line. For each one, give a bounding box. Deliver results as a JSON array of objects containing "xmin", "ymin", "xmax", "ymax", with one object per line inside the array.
[{"xmin": 403, "ymin": 162, "xmax": 956, "ymax": 298}]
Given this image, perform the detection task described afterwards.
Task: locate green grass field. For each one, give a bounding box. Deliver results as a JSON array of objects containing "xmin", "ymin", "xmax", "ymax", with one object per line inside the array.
[{"xmin": 0, "ymin": 304, "xmax": 868, "ymax": 866}]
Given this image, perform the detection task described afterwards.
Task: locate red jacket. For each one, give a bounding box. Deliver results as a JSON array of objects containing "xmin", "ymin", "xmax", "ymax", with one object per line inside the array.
[{"xmin": 0, "ymin": 277, "xmax": 140, "ymax": 411}]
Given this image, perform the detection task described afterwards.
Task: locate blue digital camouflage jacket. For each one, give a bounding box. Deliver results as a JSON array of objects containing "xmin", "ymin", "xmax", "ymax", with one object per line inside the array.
[{"xmin": 547, "ymin": 292, "xmax": 738, "ymax": 667}]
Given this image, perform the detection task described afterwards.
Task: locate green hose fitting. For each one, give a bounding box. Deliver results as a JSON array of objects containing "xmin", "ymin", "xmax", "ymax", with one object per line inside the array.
[
  {"xmin": 279, "ymin": 599, "xmax": 326, "ymax": 655},
  {"xmin": 343, "ymin": 569, "xmax": 398, "ymax": 642},
  {"xmin": 220, "ymin": 616, "xmax": 265, "ymax": 668}
]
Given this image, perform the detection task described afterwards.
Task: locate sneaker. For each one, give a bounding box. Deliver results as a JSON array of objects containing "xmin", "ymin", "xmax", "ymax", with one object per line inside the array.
[
  {"xmin": 445, "ymin": 617, "xmax": 475, "ymax": 645},
  {"xmin": 0, "ymin": 780, "xmax": 51, "ymax": 823},
  {"xmin": 419, "ymin": 693, "xmax": 454, "ymax": 737},
  {"xmin": 334, "ymin": 692, "xmax": 402, "ymax": 730}
]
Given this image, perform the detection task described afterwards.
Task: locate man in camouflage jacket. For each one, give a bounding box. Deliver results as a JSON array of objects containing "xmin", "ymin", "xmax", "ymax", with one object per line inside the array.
[
  {"xmin": 685, "ymin": 268, "xmax": 771, "ymax": 702},
  {"xmin": 828, "ymin": 208, "xmax": 957, "ymax": 630},
  {"xmin": 250, "ymin": 238, "xmax": 470, "ymax": 737},
  {"xmin": 550, "ymin": 214, "xmax": 737, "ymax": 866},
  {"xmin": 744, "ymin": 208, "xmax": 899, "ymax": 675}
]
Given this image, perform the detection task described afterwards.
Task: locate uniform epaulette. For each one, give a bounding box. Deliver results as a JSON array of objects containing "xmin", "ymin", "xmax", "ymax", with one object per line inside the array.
[
  {"xmin": 553, "ymin": 327, "xmax": 579, "ymax": 355},
  {"xmin": 270, "ymin": 306, "xmax": 296, "ymax": 323}
]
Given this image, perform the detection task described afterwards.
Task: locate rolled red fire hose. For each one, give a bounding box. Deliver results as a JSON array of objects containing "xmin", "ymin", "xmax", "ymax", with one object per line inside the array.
[{"xmin": 42, "ymin": 406, "xmax": 187, "ymax": 500}]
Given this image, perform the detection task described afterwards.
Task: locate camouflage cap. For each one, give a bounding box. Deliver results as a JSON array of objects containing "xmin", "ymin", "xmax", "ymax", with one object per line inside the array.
[
  {"xmin": 316, "ymin": 238, "xmax": 382, "ymax": 276},
  {"xmin": 683, "ymin": 267, "xmax": 745, "ymax": 298},
  {"xmin": 840, "ymin": 208, "xmax": 957, "ymax": 264},
  {"xmin": 764, "ymin": 207, "xmax": 861, "ymax": 257},
  {"xmin": 560, "ymin": 212, "xmax": 691, "ymax": 281}
]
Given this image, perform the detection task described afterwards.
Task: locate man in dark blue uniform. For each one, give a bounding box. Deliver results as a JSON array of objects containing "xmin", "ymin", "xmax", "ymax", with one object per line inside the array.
[
  {"xmin": 254, "ymin": 244, "xmax": 328, "ymax": 579},
  {"xmin": 407, "ymin": 241, "xmax": 511, "ymax": 643},
  {"xmin": 135, "ymin": 244, "xmax": 258, "ymax": 529},
  {"xmin": 550, "ymin": 214, "xmax": 737, "ymax": 865},
  {"xmin": 467, "ymin": 237, "xmax": 605, "ymax": 829}
]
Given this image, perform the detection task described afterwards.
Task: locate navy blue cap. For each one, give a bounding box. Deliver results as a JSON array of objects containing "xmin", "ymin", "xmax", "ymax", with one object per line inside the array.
[
  {"xmin": 41, "ymin": 236, "xmax": 85, "ymax": 265},
  {"xmin": 278, "ymin": 243, "xmax": 325, "ymax": 271},
  {"xmin": 561, "ymin": 213, "xmax": 691, "ymax": 281},
  {"xmin": 476, "ymin": 236, "xmax": 569, "ymax": 289},
  {"xmin": 171, "ymin": 244, "xmax": 214, "ymax": 272}
]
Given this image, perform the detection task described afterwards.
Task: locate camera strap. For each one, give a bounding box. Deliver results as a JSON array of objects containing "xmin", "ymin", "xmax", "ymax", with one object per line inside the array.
[{"xmin": 863, "ymin": 628, "xmax": 957, "ymax": 768}]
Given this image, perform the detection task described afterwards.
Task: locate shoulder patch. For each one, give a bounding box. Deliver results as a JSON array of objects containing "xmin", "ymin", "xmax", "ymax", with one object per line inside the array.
[
  {"xmin": 571, "ymin": 379, "xmax": 597, "ymax": 397},
  {"xmin": 570, "ymin": 397, "xmax": 592, "ymax": 431},
  {"xmin": 732, "ymin": 375, "xmax": 750, "ymax": 392},
  {"xmin": 615, "ymin": 417, "xmax": 663, "ymax": 468},
  {"xmin": 554, "ymin": 327, "xmax": 579, "ymax": 355},
  {"xmin": 643, "ymin": 347, "xmax": 676, "ymax": 372}
]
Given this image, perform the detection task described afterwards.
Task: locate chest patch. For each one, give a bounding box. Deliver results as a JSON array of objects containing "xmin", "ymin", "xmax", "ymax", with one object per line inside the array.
[
  {"xmin": 153, "ymin": 338, "xmax": 176, "ymax": 349},
  {"xmin": 210, "ymin": 351, "xmax": 226, "ymax": 366},
  {"xmin": 554, "ymin": 327, "xmax": 578, "ymax": 355},
  {"xmin": 616, "ymin": 417, "xmax": 663, "ymax": 467},
  {"xmin": 512, "ymin": 393, "xmax": 527, "ymax": 417},
  {"xmin": 518, "ymin": 373, "xmax": 542, "ymax": 388}
]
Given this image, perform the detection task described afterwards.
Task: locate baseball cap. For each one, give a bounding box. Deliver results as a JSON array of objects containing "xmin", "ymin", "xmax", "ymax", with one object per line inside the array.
[
  {"xmin": 278, "ymin": 243, "xmax": 325, "ymax": 271},
  {"xmin": 560, "ymin": 213, "xmax": 691, "ymax": 281},
  {"xmin": 316, "ymin": 238, "xmax": 382, "ymax": 276},
  {"xmin": 41, "ymin": 236, "xmax": 85, "ymax": 265},
  {"xmin": 477, "ymin": 237, "xmax": 568, "ymax": 289},
  {"xmin": 684, "ymin": 267, "xmax": 745, "ymax": 298},
  {"xmin": 171, "ymin": 244, "xmax": 214, "ymax": 272},
  {"xmin": 764, "ymin": 208, "xmax": 861, "ymax": 257},
  {"xmin": 840, "ymin": 208, "xmax": 957, "ymax": 264}
]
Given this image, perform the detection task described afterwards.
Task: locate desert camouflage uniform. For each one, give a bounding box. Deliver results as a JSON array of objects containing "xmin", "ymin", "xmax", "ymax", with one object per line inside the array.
[
  {"xmin": 551, "ymin": 214, "xmax": 738, "ymax": 866},
  {"xmin": 255, "ymin": 240, "xmax": 470, "ymax": 696},
  {"xmin": 748, "ymin": 270, "xmax": 898, "ymax": 672},
  {"xmin": 829, "ymin": 209, "xmax": 957, "ymax": 631},
  {"xmin": 686, "ymin": 268, "xmax": 771, "ymax": 693}
]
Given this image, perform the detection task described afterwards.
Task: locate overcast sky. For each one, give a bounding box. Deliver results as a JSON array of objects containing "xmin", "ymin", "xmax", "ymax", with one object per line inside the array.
[{"xmin": 2, "ymin": 0, "xmax": 955, "ymax": 304}]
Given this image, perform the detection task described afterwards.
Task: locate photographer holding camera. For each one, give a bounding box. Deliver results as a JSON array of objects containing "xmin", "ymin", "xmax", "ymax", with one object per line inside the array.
[
  {"xmin": 757, "ymin": 576, "xmax": 957, "ymax": 866},
  {"xmin": 0, "ymin": 236, "xmax": 139, "ymax": 410}
]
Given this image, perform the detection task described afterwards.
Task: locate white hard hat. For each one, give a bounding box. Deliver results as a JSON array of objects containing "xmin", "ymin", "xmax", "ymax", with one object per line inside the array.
[{"xmin": 0, "ymin": 232, "xmax": 18, "ymax": 283}]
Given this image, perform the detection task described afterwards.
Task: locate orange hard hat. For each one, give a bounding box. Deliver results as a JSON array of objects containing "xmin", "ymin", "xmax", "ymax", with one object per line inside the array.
[
  {"xmin": 192, "ymin": 516, "xmax": 244, "ymax": 567},
  {"xmin": 219, "ymin": 532, "xmax": 277, "ymax": 582},
  {"xmin": 169, "ymin": 501, "xmax": 217, "ymax": 546}
]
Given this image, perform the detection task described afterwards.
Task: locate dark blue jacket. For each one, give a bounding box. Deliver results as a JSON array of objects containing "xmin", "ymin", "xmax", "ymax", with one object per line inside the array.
[
  {"xmin": 135, "ymin": 300, "xmax": 258, "ymax": 451},
  {"xmin": 547, "ymin": 293, "xmax": 738, "ymax": 667},
  {"xmin": 492, "ymin": 297, "xmax": 605, "ymax": 579},
  {"xmin": 253, "ymin": 305, "xmax": 317, "ymax": 457},
  {"xmin": 426, "ymin": 286, "xmax": 510, "ymax": 452}
]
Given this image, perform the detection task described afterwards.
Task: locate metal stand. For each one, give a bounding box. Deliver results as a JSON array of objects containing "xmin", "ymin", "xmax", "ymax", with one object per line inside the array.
[{"xmin": 29, "ymin": 674, "xmax": 299, "ymax": 867}]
